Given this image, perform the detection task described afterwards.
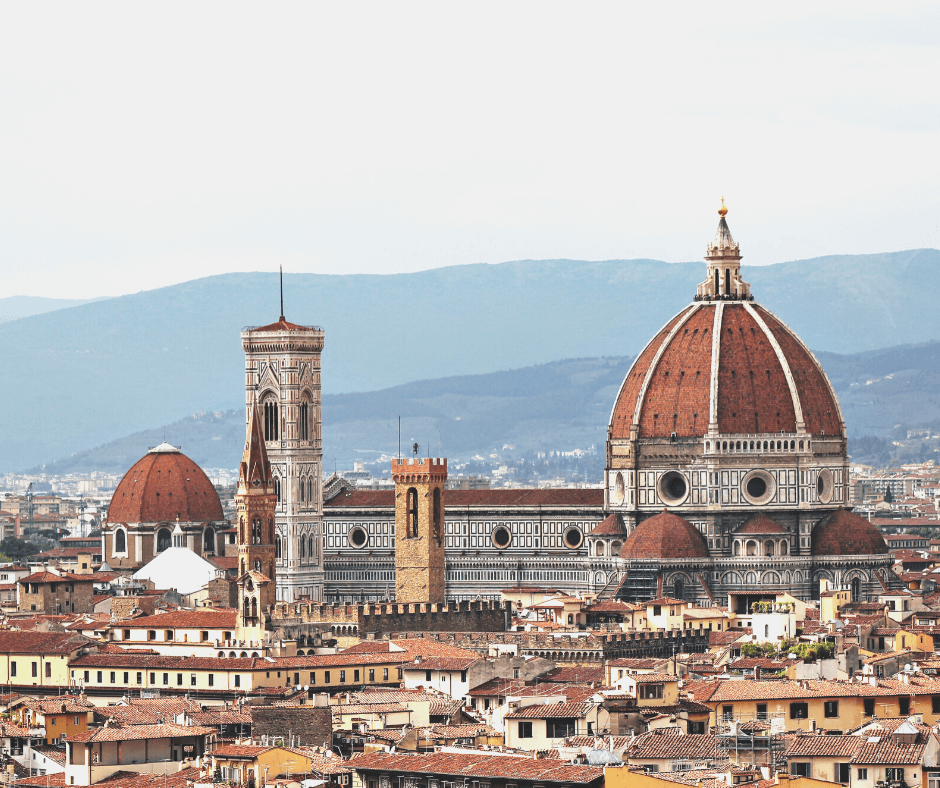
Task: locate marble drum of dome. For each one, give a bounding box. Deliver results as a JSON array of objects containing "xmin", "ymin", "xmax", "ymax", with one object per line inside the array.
[{"xmin": 603, "ymin": 202, "xmax": 892, "ymax": 603}]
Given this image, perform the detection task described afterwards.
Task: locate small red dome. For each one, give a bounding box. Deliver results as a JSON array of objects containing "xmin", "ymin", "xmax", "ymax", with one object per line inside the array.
[
  {"xmin": 620, "ymin": 510, "xmax": 710, "ymax": 560},
  {"xmin": 592, "ymin": 513, "xmax": 627, "ymax": 537},
  {"xmin": 107, "ymin": 443, "xmax": 224, "ymax": 524},
  {"xmin": 737, "ymin": 515, "xmax": 787, "ymax": 535},
  {"xmin": 812, "ymin": 509, "xmax": 888, "ymax": 557},
  {"xmin": 609, "ymin": 302, "xmax": 842, "ymax": 440}
]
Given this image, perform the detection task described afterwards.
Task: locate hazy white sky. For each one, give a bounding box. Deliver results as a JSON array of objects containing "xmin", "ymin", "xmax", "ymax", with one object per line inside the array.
[{"xmin": 1, "ymin": 2, "xmax": 937, "ymax": 299}]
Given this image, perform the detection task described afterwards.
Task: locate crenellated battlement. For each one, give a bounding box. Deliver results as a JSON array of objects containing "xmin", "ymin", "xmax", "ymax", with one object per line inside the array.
[{"xmin": 270, "ymin": 598, "xmax": 507, "ymax": 635}]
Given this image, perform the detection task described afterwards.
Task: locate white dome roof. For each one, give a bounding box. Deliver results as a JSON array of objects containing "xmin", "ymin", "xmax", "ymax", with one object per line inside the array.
[{"xmin": 132, "ymin": 546, "xmax": 219, "ymax": 595}]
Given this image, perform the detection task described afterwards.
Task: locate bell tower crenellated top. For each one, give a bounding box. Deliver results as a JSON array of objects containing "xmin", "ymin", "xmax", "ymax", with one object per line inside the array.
[{"xmin": 696, "ymin": 199, "xmax": 752, "ymax": 301}]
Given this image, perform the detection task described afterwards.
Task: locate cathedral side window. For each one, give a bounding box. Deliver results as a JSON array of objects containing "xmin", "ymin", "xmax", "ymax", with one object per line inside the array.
[
  {"xmin": 114, "ymin": 528, "xmax": 126, "ymax": 554},
  {"xmin": 157, "ymin": 528, "xmax": 172, "ymax": 553}
]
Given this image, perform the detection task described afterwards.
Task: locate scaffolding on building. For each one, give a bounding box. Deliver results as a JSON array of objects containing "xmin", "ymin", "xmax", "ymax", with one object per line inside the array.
[{"xmin": 716, "ymin": 712, "xmax": 787, "ymax": 771}]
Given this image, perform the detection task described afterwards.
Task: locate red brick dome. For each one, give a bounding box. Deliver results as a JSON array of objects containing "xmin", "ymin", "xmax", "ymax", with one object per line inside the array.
[
  {"xmin": 620, "ymin": 510, "xmax": 710, "ymax": 560},
  {"xmin": 609, "ymin": 302, "xmax": 843, "ymax": 441},
  {"xmin": 107, "ymin": 443, "xmax": 224, "ymax": 524},
  {"xmin": 737, "ymin": 515, "xmax": 787, "ymax": 535},
  {"xmin": 812, "ymin": 508, "xmax": 888, "ymax": 557}
]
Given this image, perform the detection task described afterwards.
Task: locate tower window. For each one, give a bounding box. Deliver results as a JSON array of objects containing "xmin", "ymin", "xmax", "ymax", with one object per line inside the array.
[
  {"xmin": 114, "ymin": 528, "xmax": 126, "ymax": 554},
  {"xmin": 407, "ymin": 487, "xmax": 419, "ymax": 537},
  {"xmin": 263, "ymin": 399, "xmax": 279, "ymax": 441},
  {"xmin": 299, "ymin": 399, "xmax": 310, "ymax": 441},
  {"xmin": 432, "ymin": 488, "xmax": 442, "ymax": 544}
]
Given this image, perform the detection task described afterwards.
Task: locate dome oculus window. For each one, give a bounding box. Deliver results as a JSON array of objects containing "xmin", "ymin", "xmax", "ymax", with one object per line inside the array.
[
  {"xmin": 817, "ymin": 469, "xmax": 834, "ymax": 504},
  {"xmin": 349, "ymin": 526, "xmax": 368, "ymax": 549},
  {"xmin": 658, "ymin": 471, "xmax": 689, "ymax": 505},
  {"xmin": 741, "ymin": 469, "xmax": 776, "ymax": 505},
  {"xmin": 491, "ymin": 526, "xmax": 511, "ymax": 549},
  {"xmin": 563, "ymin": 526, "xmax": 583, "ymax": 549}
]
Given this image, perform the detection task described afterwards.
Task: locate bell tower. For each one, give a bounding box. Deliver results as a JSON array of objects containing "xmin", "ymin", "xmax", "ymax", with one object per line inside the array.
[
  {"xmin": 235, "ymin": 404, "xmax": 277, "ymax": 634},
  {"xmin": 392, "ymin": 457, "xmax": 447, "ymax": 604},
  {"xmin": 242, "ymin": 291, "xmax": 325, "ymax": 602}
]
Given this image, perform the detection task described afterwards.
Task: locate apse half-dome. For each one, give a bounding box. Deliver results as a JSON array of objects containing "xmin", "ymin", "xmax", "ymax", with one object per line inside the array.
[{"xmin": 620, "ymin": 510, "xmax": 710, "ymax": 560}]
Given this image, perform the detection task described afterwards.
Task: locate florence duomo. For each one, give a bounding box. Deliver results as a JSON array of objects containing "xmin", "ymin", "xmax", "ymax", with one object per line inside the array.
[
  {"xmin": 5, "ymin": 10, "xmax": 939, "ymax": 787},
  {"xmin": 98, "ymin": 201, "xmax": 898, "ymax": 628}
]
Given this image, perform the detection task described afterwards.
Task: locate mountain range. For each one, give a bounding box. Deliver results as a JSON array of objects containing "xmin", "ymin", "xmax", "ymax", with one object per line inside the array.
[{"xmin": 4, "ymin": 248, "xmax": 939, "ymax": 473}]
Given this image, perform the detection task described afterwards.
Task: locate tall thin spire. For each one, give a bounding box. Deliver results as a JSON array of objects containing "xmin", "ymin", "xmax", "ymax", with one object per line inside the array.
[
  {"xmin": 279, "ymin": 265, "xmax": 285, "ymax": 321},
  {"xmin": 239, "ymin": 402, "xmax": 272, "ymax": 490}
]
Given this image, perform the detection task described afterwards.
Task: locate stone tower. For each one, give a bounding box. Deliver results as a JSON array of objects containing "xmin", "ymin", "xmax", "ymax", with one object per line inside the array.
[
  {"xmin": 392, "ymin": 457, "xmax": 447, "ymax": 604},
  {"xmin": 235, "ymin": 404, "xmax": 277, "ymax": 634},
  {"xmin": 242, "ymin": 311, "xmax": 325, "ymax": 602}
]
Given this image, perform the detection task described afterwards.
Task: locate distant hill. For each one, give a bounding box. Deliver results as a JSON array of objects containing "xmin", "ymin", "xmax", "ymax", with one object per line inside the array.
[
  {"xmin": 3, "ymin": 249, "xmax": 939, "ymax": 472},
  {"xmin": 33, "ymin": 342, "xmax": 940, "ymax": 476},
  {"xmin": 0, "ymin": 295, "xmax": 109, "ymax": 323}
]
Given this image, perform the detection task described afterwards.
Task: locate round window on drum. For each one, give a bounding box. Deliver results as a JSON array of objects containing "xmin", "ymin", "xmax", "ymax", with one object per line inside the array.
[
  {"xmin": 741, "ymin": 469, "xmax": 776, "ymax": 506},
  {"xmin": 658, "ymin": 471, "xmax": 689, "ymax": 505}
]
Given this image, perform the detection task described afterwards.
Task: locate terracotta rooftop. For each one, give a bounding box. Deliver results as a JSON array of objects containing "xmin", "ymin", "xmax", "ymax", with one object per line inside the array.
[
  {"xmin": 621, "ymin": 511, "xmax": 710, "ymax": 561},
  {"xmin": 737, "ymin": 515, "xmax": 787, "ymax": 535},
  {"xmin": 349, "ymin": 750, "xmax": 604, "ymax": 783},
  {"xmin": 812, "ymin": 508, "xmax": 889, "ymax": 557},
  {"xmin": 590, "ymin": 513, "xmax": 627, "ymax": 537}
]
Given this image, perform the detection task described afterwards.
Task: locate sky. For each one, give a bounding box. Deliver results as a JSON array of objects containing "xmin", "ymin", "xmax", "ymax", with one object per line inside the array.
[{"xmin": 0, "ymin": 2, "xmax": 937, "ymax": 300}]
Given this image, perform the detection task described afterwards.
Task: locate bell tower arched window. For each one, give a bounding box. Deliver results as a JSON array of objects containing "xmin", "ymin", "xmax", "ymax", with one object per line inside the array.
[
  {"xmin": 263, "ymin": 399, "xmax": 279, "ymax": 441},
  {"xmin": 407, "ymin": 487, "xmax": 419, "ymax": 537},
  {"xmin": 299, "ymin": 398, "xmax": 310, "ymax": 441}
]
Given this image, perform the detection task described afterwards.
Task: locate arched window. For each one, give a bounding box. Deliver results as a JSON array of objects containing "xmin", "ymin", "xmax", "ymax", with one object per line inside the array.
[
  {"xmin": 733, "ymin": 540, "xmax": 741, "ymax": 556},
  {"xmin": 851, "ymin": 577, "xmax": 861, "ymax": 602},
  {"xmin": 432, "ymin": 488, "xmax": 442, "ymax": 543},
  {"xmin": 251, "ymin": 598, "xmax": 258, "ymax": 617},
  {"xmin": 243, "ymin": 598, "xmax": 251, "ymax": 619},
  {"xmin": 203, "ymin": 527, "xmax": 215, "ymax": 554},
  {"xmin": 300, "ymin": 537, "xmax": 306, "ymax": 560},
  {"xmin": 299, "ymin": 478, "xmax": 306, "ymax": 503},
  {"xmin": 273, "ymin": 477, "xmax": 281, "ymax": 502},
  {"xmin": 407, "ymin": 488, "xmax": 419, "ymax": 537},
  {"xmin": 157, "ymin": 528, "xmax": 172, "ymax": 552},
  {"xmin": 714, "ymin": 269, "xmax": 719, "ymax": 293},
  {"xmin": 725, "ymin": 268, "xmax": 731, "ymax": 294},
  {"xmin": 306, "ymin": 478, "xmax": 313, "ymax": 503},
  {"xmin": 114, "ymin": 528, "xmax": 126, "ymax": 554},
  {"xmin": 263, "ymin": 399, "xmax": 279, "ymax": 441},
  {"xmin": 673, "ymin": 578, "xmax": 685, "ymax": 600},
  {"xmin": 764, "ymin": 540, "xmax": 775, "ymax": 556},
  {"xmin": 308, "ymin": 536, "xmax": 315, "ymax": 560},
  {"xmin": 252, "ymin": 518, "xmax": 262, "ymax": 545},
  {"xmin": 275, "ymin": 537, "xmax": 281, "ymax": 559},
  {"xmin": 299, "ymin": 397, "xmax": 310, "ymax": 441},
  {"xmin": 780, "ymin": 540, "xmax": 789, "ymax": 555}
]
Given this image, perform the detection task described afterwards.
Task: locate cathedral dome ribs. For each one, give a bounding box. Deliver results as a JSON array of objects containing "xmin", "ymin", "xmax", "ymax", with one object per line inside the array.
[
  {"xmin": 107, "ymin": 444, "xmax": 224, "ymax": 524},
  {"xmin": 599, "ymin": 203, "xmax": 880, "ymax": 604}
]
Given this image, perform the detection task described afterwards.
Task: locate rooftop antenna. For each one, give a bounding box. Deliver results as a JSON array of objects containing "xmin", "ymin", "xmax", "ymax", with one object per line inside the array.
[
  {"xmin": 279, "ymin": 265, "xmax": 285, "ymax": 321},
  {"xmin": 398, "ymin": 417, "xmax": 401, "ymax": 461}
]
